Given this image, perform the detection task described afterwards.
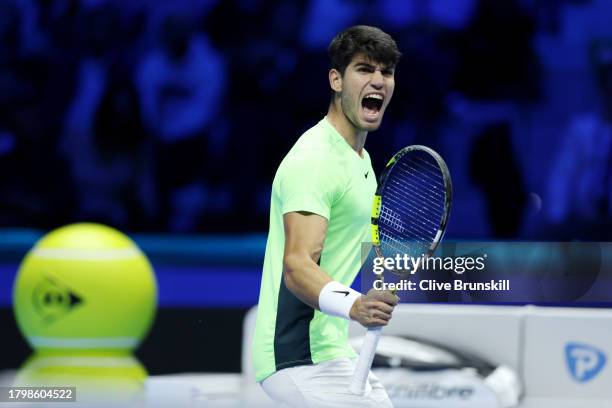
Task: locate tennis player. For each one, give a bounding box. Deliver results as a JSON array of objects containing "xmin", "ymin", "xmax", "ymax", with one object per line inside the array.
[{"xmin": 252, "ymin": 25, "xmax": 401, "ymax": 407}]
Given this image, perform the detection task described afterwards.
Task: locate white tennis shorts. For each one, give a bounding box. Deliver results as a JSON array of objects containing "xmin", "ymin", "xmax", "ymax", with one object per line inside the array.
[{"xmin": 261, "ymin": 357, "xmax": 393, "ymax": 407}]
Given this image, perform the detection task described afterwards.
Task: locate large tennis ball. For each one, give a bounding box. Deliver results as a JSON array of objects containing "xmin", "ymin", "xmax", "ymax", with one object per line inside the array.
[{"xmin": 13, "ymin": 223, "xmax": 157, "ymax": 353}]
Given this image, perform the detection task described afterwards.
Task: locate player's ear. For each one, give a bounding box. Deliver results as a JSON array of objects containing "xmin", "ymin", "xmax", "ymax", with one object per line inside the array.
[{"xmin": 329, "ymin": 68, "xmax": 342, "ymax": 93}]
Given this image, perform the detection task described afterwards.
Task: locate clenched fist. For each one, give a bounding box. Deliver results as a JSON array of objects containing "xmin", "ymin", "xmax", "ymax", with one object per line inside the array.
[{"xmin": 349, "ymin": 288, "xmax": 399, "ymax": 328}]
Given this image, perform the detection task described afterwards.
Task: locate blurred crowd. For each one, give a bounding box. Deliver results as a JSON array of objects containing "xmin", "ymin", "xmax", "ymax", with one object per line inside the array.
[{"xmin": 0, "ymin": 0, "xmax": 609, "ymax": 239}]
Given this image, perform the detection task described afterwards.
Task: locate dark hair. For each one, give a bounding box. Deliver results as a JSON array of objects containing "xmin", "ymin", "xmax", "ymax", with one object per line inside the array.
[{"xmin": 328, "ymin": 25, "xmax": 401, "ymax": 76}]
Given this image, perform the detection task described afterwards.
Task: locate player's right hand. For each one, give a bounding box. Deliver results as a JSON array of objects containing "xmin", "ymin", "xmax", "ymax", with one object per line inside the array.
[{"xmin": 349, "ymin": 288, "xmax": 399, "ymax": 328}]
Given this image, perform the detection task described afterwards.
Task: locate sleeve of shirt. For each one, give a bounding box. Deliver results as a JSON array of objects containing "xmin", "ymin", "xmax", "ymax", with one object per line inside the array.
[{"xmin": 278, "ymin": 149, "xmax": 344, "ymax": 220}]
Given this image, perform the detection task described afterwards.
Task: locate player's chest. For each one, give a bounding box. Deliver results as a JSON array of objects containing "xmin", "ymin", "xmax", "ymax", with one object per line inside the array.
[{"xmin": 331, "ymin": 162, "xmax": 377, "ymax": 222}]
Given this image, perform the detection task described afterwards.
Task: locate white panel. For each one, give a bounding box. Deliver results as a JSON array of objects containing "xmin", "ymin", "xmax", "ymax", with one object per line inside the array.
[{"xmin": 523, "ymin": 307, "xmax": 612, "ymax": 400}]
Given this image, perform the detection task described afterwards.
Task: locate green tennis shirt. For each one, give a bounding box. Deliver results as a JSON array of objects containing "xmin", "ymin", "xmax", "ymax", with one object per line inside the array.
[{"xmin": 252, "ymin": 117, "xmax": 376, "ymax": 382}]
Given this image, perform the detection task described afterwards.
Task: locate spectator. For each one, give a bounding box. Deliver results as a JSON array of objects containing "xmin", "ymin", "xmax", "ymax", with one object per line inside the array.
[
  {"xmin": 136, "ymin": 14, "xmax": 226, "ymax": 232},
  {"xmin": 0, "ymin": 1, "xmax": 77, "ymax": 228},
  {"xmin": 61, "ymin": 78, "xmax": 155, "ymax": 230},
  {"xmin": 469, "ymin": 122, "xmax": 527, "ymax": 238},
  {"xmin": 545, "ymin": 40, "xmax": 612, "ymax": 240}
]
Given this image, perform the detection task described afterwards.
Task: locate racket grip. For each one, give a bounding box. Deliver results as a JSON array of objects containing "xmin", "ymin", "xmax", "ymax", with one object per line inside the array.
[{"xmin": 349, "ymin": 326, "xmax": 383, "ymax": 395}]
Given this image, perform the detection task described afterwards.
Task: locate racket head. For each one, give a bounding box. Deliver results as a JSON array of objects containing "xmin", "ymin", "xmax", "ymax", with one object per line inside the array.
[{"xmin": 371, "ymin": 145, "xmax": 452, "ymax": 276}]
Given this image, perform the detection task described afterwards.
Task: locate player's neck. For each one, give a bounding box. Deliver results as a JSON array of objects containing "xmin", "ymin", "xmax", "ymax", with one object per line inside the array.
[{"xmin": 326, "ymin": 103, "xmax": 367, "ymax": 157}]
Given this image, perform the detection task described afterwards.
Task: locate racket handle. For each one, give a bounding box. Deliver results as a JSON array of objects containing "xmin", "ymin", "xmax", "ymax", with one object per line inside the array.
[{"xmin": 349, "ymin": 326, "xmax": 383, "ymax": 395}]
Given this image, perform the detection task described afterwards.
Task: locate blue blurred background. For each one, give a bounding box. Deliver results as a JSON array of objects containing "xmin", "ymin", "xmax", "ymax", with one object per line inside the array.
[{"xmin": 0, "ymin": 0, "xmax": 611, "ymax": 374}]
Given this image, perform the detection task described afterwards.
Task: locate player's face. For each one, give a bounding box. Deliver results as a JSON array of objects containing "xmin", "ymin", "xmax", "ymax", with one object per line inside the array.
[{"xmin": 338, "ymin": 54, "xmax": 395, "ymax": 132}]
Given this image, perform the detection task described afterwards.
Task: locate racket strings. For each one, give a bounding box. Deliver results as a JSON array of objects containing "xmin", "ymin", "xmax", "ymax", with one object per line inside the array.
[
  {"xmin": 387, "ymin": 160, "xmax": 445, "ymax": 221},
  {"xmin": 379, "ymin": 208, "xmax": 432, "ymax": 245},
  {"xmin": 382, "ymin": 193, "xmax": 439, "ymax": 235},
  {"xmin": 378, "ymin": 228, "xmax": 429, "ymax": 257},
  {"xmin": 380, "ymin": 183, "xmax": 442, "ymax": 239},
  {"xmin": 401, "ymin": 156, "xmax": 444, "ymax": 185},
  {"xmin": 377, "ymin": 152, "xmax": 447, "ymax": 265},
  {"xmin": 387, "ymin": 177, "xmax": 443, "ymax": 212},
  {"xmin": 396, "ymin": 159, "xmax": 445, "ymax": 208},
  {"xmin": 386, "ymin": 180, "xmax": 442, "ymax": 220},
  {"xmin": 381, "ymin": 194, "xmax": 440, "ymax": 241}
]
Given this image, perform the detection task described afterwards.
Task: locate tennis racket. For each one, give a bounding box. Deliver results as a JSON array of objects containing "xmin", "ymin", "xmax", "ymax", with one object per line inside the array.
[{"xmin": 349, "ymin": 145, "xmax": 452, "ymax": 395}]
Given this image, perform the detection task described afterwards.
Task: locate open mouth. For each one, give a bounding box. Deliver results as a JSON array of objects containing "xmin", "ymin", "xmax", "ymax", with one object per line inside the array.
[{"xmin": 361, "ymin": 94, "xmax": 384, "ymax": 118}]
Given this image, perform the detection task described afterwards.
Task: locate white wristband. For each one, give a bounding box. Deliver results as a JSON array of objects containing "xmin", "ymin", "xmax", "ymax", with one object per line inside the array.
[{"xmin": 318, "ymin": 281, "xmax": 361, "ymax": 320}]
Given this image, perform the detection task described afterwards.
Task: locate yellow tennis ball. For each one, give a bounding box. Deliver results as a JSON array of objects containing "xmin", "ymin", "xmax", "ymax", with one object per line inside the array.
[{"xmin": 13, "ymin": 223, "xmax": 157, "ymax": 353}]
